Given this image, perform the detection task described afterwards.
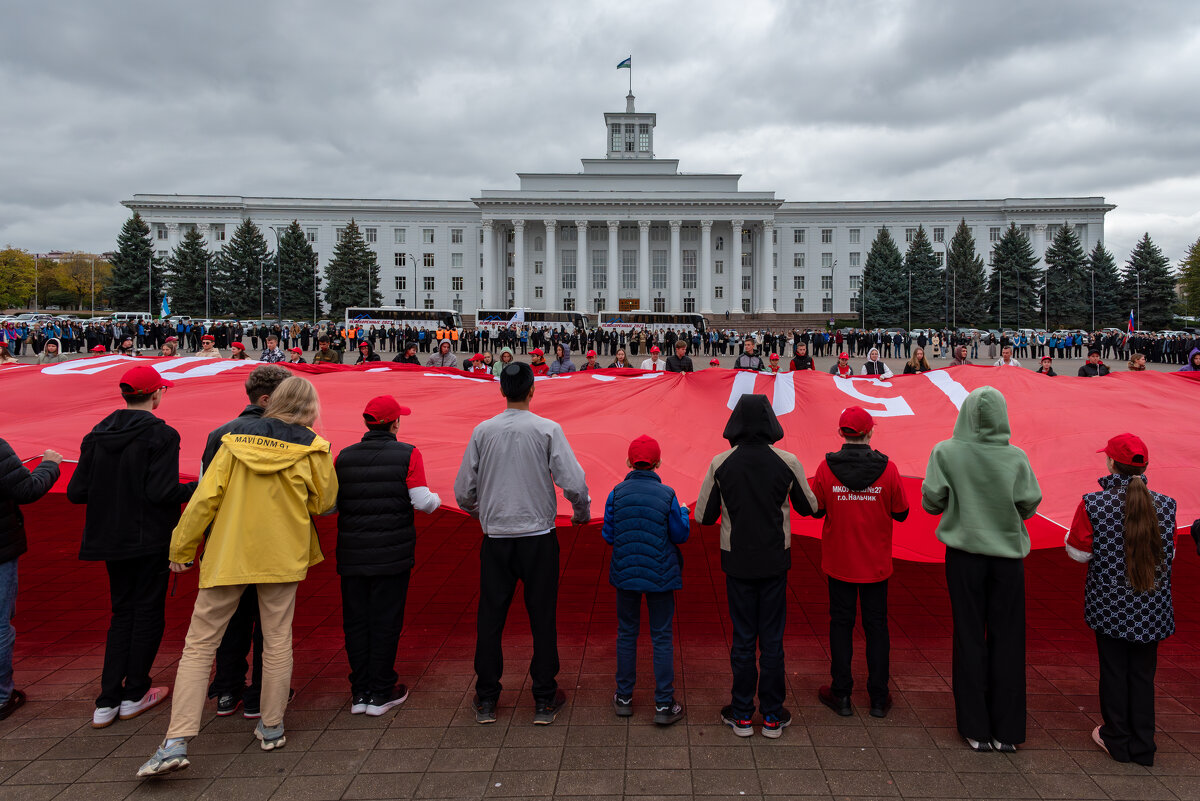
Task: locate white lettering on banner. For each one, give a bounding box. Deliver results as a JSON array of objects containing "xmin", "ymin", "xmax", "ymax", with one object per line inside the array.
[
  {"xmin": 41, "ymin": 355, "xmax": 254, "ymax": 381},
  {"xmin": 725, "ymin": 372, "xmax": 795, "ymax": 417},
  {"xmin": 832, "ymin": 377, "xmax": 915, "ymax": 418},
  {"xmin": 41, "ymin": 355, "xmax": 133, "ymax": 376},
  {"xmin": 160, "ymin": 359, "xmax": 250, "ymax": 380},
  {"xmin": 923, "ymin": 370, "xmax": 969, "ymax": 410},
  {"xmin": 421, "ymin": 372, "xmax": 492, "ymax": 384}
]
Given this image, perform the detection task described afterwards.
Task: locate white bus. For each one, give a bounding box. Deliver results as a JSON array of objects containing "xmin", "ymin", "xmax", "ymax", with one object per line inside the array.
[
  {"xmin": 597, "ymin": 310, "xmax": 708, "ymax": 335},
  {"xmin": 473, "ymin": 308, "xmax": 590, "ymax": 333},
  {"xmin": 344, "ymin": 307, "xmax": 463, "ymax": 332}
]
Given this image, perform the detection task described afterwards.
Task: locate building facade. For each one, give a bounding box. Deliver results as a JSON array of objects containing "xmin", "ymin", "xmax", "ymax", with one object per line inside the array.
[{"xmin": 124, "ymin": 95, "xmax": 1115, "ymax": 320}]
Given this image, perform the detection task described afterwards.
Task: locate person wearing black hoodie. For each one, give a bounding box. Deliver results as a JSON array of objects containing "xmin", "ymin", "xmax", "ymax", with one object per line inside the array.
[
  {"xmin": 697, "ymin": 394, "xmax": 818, "ymax": 738},
  {"xmin": 392, "ymin": 342, "xmax": 421, "ymax": 364},
  {"xmin": 0, "ymin": 438, "xmax": 62, "ymax": 720},
  {"xmin": 810, "ymin": 407, "xmax": 909, "ymax": 719},
  {"xmin": 67, "ymin": 365, "xmax": 195, "ymax": 729},
  {"xmin": 355, "ymin": 341, "xmax": 381, "ymax": 364}
]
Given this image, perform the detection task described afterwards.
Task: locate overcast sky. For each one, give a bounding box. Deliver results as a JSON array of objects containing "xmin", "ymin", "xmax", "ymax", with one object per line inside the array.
[{"xmin": 2, "ymin": 0, "xmax": 1197, "ymax": 265}]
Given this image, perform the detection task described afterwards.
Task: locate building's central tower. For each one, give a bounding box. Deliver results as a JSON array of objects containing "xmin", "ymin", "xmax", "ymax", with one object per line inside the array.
[{"xmin": 604, "ymin": 93, "xmax": 656, "ymax": 159}]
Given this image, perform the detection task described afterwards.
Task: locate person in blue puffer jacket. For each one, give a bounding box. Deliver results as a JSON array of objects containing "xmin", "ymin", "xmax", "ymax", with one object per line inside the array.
[{"xmin": 601, "ymin": 434, "xmax": 690, "ymax": 726}]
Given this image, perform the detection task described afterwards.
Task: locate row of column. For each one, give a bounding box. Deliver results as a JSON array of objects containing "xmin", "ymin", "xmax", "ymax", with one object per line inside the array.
[{"xmin": 481, "ymin": 218, "xmax": 775, "ymax": 314}]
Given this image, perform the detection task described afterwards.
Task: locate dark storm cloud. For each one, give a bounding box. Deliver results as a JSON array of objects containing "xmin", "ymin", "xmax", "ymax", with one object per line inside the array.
[{"xmin": 0, "ymin": 0, "xmax": 1196, "ymax": 264}]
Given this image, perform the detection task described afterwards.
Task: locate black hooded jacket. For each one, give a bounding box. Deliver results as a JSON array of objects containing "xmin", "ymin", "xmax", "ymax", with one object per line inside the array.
[
  {"xmin": 814, "ymin": 444, "xmax": 909, "ymax": 522},
  {"xmin": 66, "ymin": 409, "xmax": 195, "ymax": 561},
  {"xmin": 356, "ymin": 342, "xmax": 381, "ymax": 363},
  {"xmin": 0, "ymin": 437, "xmax": 60, "ymax": 563},
  {"xmin": 696, "ymin": 395, "xmax": 818, "ymax": 579}
]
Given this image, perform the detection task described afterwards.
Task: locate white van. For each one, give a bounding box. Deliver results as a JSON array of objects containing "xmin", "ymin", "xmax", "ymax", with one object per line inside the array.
[{"xmin": 110, "ymin": 312, "xmax": 150, "ymax": 324}]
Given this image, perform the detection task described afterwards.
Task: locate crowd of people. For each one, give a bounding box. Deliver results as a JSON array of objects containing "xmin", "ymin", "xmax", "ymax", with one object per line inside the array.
[{"xmin": 0, "ymin": 358, "xmax": 1196, "ymax": 780}]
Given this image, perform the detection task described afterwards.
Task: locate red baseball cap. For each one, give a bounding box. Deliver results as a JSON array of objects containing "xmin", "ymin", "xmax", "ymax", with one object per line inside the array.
[
  {"xmin": 1041, "ymin": 355, "xmax": 1052, "ymax": 362},
  {"xmin": 119, "ymin": 365, "xmax": 173, "ymax": 395},
  {"xmin": 769, "ymin": 353, "xmax": 779, "ymax": 360},
  {"xmin": 586, "ymin": 350, "xmax": 596, "ymax": 358},
  {"xmin": 649, "ymin": 345, "xmax": 660, "ymax": 353},
  {"xmin": 628, "ymin": 434, "xmax": 661, "ymax": 466},
  {"xmin": 289, "ymin": 347, "xmax": 303, "ymax": 353},
  {"xmin": 838, "ymin": 406, "xmax": 875, "ymax": 436},
  {"xmin": 1098, "ymin": 433, "xmax": 1148, "ymax": 466},
  {"xmin": 358, "ymin": 341, "xmax": 369, "ymax": 348},
  {"xmin": 530, "ymin": 348, "xmax": 544, "ymax": 356},
  {"xmin": 363, "ymin": 395, "xmax": 411, "ymax": 424},
  {"xmin": 709, "ymin": 358, "xmax": 720, "ymax": 365},
  {"xmin": 231, "ymin": 342, "xmax": 245, "ymax": 351},
  {"xmin": 90, "ymin": 345, "xmax": 107, "ymax": 353},
  {"xmin": 838, "ymin": 352, "xmax": 850, "ymax": 360}
]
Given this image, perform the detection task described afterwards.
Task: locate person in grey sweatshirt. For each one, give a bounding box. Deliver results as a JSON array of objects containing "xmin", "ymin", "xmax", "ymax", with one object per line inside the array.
[{"xmin": 454, "ymin": 361, "xmax": 589, "ymax": 726}]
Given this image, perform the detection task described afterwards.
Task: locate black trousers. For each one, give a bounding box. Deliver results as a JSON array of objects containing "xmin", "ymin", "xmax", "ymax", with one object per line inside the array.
[
  {"xmin": 828, "ymin": 577, "xmax": 890, "ymax": 705},
  {"xmin": 341, "ymin": 571, "xmax": 411, "ymax": 698},
  {"xmin": 945, "ymin": 547, "xmax": 1026, "ymax": 744},
  {"xmin": 1095, "ymin": 631, "xmax": 1158, "ymax": 766},
  {"xmin": 99, "ymin": 555, "xmax": 169, "ymax": 709},
  {"xmin": 474, "ymin": 532, "xmax": 559, "ymax": 705},
  {"xmin": 726, "ymin": 573, "xmax": 788, "ymax": 718},
  {"xmin": 208, "ymin": 585, "xmax": 263, "ymax": 704}
]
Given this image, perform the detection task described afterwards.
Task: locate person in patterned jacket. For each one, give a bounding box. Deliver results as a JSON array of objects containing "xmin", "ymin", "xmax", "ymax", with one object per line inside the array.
[{"xmin": 1065, "ymin": 433, "xmax": 1176, "ymax": 767}]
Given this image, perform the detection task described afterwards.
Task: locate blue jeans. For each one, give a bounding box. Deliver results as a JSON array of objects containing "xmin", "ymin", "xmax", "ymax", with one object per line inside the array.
[
  {"xmin": 615, "ymin": 588, "xmax": 675, "ymax": 706},
  {"xmin": 0, "ymin": 558, "xmax": 17, "ymax": 705}
]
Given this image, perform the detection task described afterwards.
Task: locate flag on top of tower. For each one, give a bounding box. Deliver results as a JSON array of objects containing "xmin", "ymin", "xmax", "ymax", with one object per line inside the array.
[{"xmin": 616, "ymin": 56, "xmax": 631, "ymax": 69}]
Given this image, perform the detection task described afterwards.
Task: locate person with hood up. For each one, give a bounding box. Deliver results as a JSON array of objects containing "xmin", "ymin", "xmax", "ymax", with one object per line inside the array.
[
  {"xmin": 860, "ymin": 347, "xmax": 893, "ymax": 379},
  {"xmin": 36, "ymin": 337, "xmax": 67, "ymax": 364},
  {"xmin": 492, "ymin": 346, "xmax": 514, "ymax": 376},
  {"xmin": 949, "ymin": 345, "xmax": 972, "ymax": 367},
  {"xmin": 697, "ymin": 395, "xmax": 818, "ymax": 739},
  {"xmin": 548, "ymin": 343, "xmax": 576, "ymax": 375},
  {"xmin": 67, "ymin": 366, "xmax": 196, "ymax": 731},
  {"xmin": 355, "ymin": 341, "xmax": 381, "ymax": 364},
  {"xmin": 664, "ymin": 340, "xmax": 694, "ymax": 373},
  {"xmin": 810, "ymin": 407, "xmax": 908, "ymax": 719},
  {"xmin": 922, "ymin": 386, "xmax": 1042, "ymax": 753},
  {"xmin": 426, "ymin": 339, "xmax": 457, "ymax": 368},
  {"xmin": 137, "ymin": 376, "xmax": 337, "ymax": 777},
  {"xmin": 789, "ymin": 343, "xmax": 815, "ymax": 372},
  {"xmin": 1176, "ymin": 347, "xmax": 1200, "ymax": 372},
  {"xmin": 829, "ymin": 352, "xmax": 854, "ymax": 378}
]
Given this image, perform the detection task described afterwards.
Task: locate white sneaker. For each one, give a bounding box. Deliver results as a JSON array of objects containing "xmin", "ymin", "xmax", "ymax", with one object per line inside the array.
[
  {"xmin": 92, "ymin": 706, "xmax": 118, "ymax": 728},
  {"xmin": 119, "ymin": 686, "xmax": 170, "ymax": 720}
]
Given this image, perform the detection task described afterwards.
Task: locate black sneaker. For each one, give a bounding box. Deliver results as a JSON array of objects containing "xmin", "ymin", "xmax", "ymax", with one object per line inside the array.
[
  {"xmin": 472, "ymin": 695, "xmax": 497, "ymax": 724},
  {"xmin": 533, "ymin": 689, "xmax": 566, "ymax": 725},
  {"xmin": 720, "ymin": 705, "xmax": 753, "ymax": 737},
  {"xmin": 243, "ymin": 688, "xmax": 295, "ymax": 720},
  {"xmin": 0, "ymin": 689, "xmax": 26, "ymax": 721},
  {"xmin": 818, "ymin": 685, "xmax": 853, "ymax": 717},
  {"xmin": 215, "ymin": 693, "xmax": 242, "ymax": 717},
  {"xmin": 653, "ymin": 702, "xmax": 684, "ymax": 726},
  {"xmin": 350, "ymin": 694, "xmax": 369, "ymax": 715},
  {"xmin": 870, "ymin": 694, "xmax": 894, "ymax": 719},
  {"xmin": 761, "ymin": 708, "xmax": 792, "ymax": 738},
  {"xmin": 365, "ymin": 685, "xmax": 409, "ymax": 717},
  {"xmin": 613, "ymin": 693, "xmax": 633, "ymax": 718}
]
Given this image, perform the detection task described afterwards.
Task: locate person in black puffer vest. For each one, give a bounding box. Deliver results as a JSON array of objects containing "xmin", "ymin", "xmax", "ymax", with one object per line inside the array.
[{"xmin": 335, "ymin": 395, "xmax": 440, "ymax": 717}]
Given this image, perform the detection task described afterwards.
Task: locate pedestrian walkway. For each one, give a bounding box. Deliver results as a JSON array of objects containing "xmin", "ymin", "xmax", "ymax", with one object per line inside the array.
[{"xmin": 1, "ymin": 498, "xmax": 1197, "ymax": 799}]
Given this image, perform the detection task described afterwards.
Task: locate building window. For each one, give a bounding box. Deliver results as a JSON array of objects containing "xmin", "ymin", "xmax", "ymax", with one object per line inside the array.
[
  {"xmin": 561, "ymin": 225, "xmax": 576, "ymax": 242},
  {"xmin": 533, "ymin": 236, "xmax": 543, "ymax": 251},
  {"xmin": 638, "ymin": 123, "xmax": 650, "ymax": 152},
  {"xmin": 990, "ymin": 227, "xmax": 1002, "ymax": 242},
  {"xmin": 772, "ymin": 253, "xmax": 778, "ymax": 268},
  {"xmin": 794, "ymin": 297, "xmax": 804, "ymax": 312},
  {"xmin": 424, "ymin": 299, "xmax": 435, "ymax": 309},
  {"xmin": 793, "ymin": 229, "xmax": 805, "ymax": 244},
  {"xmin": 299, "ymin": 227, "xmax": 315, "ymax": 243},
  {"xmin": 507, "ymin": 277, "xmax": 514, "ymax": 292},
  {"xmin": 534, "ymin": 286, "xmax": 543, "ymax": 299},
  {"xmin": 424, "ymin": 253, "xmax": 435, "ymax": 268},
  {"xmin": 715, "ymin": 259, "xmax": 724, "ymax": 274},
  {"xmin": 822, "ymin": 297, "xmax": 833, "ymax": 313},
  {"xmin": 742, "ymin": 299, "xmax": 751, "ymax": 313},
  {"xmin": 422, "ymin": 228, "xmax": 435, "ymax": 244},
  {"xmin": 621, "ymin": 250, "xmax": 637, "ymax": 290},
  {"xmin": 423, "ymin": 276, "xmax": 435, "ymax": 291},
  {"xmin": 773, "ymin": 275, "xmax": 777, "ymax": 290},
  {"xmin": 394, "ymin": 276, "xmax": 406, "ymax": 291},
  {"xmin": 935, "ymin": 252, "xmax": 945, "ymax": 265},
  {"xmin": 595, "ymin": 296, "xmax": 605, "ymax": 312},
  {"xmin": 446, "ymin": 252, "xmax": 461, "ymax": 269},
  {"xmin": 794, "ymin": 253, "xmax": 805, "ymax": 268},
  {"xmin": 821, "ymin": 252, "xmax": 833, "ymax": 268},
  {"xmin": 933, "ymin": 227, "xmax": 945, "ymax": 243},
  {"xmin": 715, "ymin": 235, "xmax": 724, "ymax": 250},
  {"xmin": 563, "ymin": 297, "xmax": 575, "ymax": 311},
  {"xmin": 848, "ymin": 228, "xmax": 860, "ymax": 244},
  {"xmin": 821, "ymin": 228, "xmax": 833, "ymax": 244},
  {"xmin": 851, "ymin": 296, "xmax": 861, "ymax": 313},
  {"xmin": 821, "ymin": 275, "xmax": 833, "ymax": 290},
  {"xmin": 453, "ymin": 299, "xmax": 463, "ymax": 313},
  {"xmin": 365, "ymin": 227, "xmax": 377, "ymax": 244},
  {"xmin": 336, "ymin": 227, "xmax": 346, "ymax": 241},
  {"xmin": 742, "ymin": 253, "xmax": 752, "ymax": 271},
  {"xmin": 849, "ymin": 275, "xmax": 862, "ymax": 290},
  {"xmin": 653, "ymin": 297, "xmax": 666, "ymax": 312},
  {"xmin": 741, "ymin": 275, "xmax": 752, "ymax": 291},
  {"xmin": 561, "ymin": 250, "xmax": 576, "ymax": 290},
  {"xmin": 394, "ymin": 228, "xmax": 406, "ymax": 244},
  {"xmin": 589, "ymin": 226, "xmax": 605, "ymax": 242},
  {"xmin": 794, "ymin": 275, "xmax": 805, "ymax": 290},
  {"xmin": 394, "ymin": 253, "xmax": 407, "ymax": 267},
  {"xmin": 451, "ymin": 228, "xmax": 463, "ymax": 244},
  {"xmin": 772, "ymin": 229, "xmax": 778, "ymax": 245},
  {"xmin": 651, "ymin": 250, "xmax": 667, "ymax": 288},
  {"xmin": 715, "ymin": 286, "xmax": 724, "ymax": 299},
  {"xmin": 682, "ymin": 250, "xmax": 697, "ymax": 289},
  {"xmin": 624, "ymin": 123, "xmax": 635, "ymax": 151},
  {"xmin": 452, "ymin": 276, "xmax": 463, "ymax": 291},
  {"xmin": 611, "ymin": 123, "xmax": 622, "ymax": 151},
  {"xmin": 849, "ymin": 252, "xmax": 860, "ymax": 268},
  {"xmin": 905, "ymin": 228, "xmax": 916, "ymax": 242},
  {"xmin": 157, "ymin": 250, "xmax": 167, "ymax": 259},
  {"xmin": 156, "ymin": 225, "xmax": 167, "ymax": 240},
  {"xmin": 591, "ymin": 251, "xmax": 607, "ymax": 289},
  {"xmin": 533, "ymin": 260, "xmax": 543, "ymax": 275},
  {"xmin": 683, "ymin": 297, "xmax": 695, "ymax": 312},
  {"xmin": 650, "ymin": 225, "xmax": 667, "ymax": 242}
]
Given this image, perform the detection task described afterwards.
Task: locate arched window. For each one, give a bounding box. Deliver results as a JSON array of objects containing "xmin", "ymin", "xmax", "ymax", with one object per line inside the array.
[{"xmin": 534, "ymin": 236, "xmax": 543, "ymax": 251}]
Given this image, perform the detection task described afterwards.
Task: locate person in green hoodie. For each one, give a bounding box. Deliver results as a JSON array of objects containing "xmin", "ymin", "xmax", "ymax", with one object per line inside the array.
[
  {"xmin": 921, "ymin": 386, "xmax": 1042, "ymax": 754},
  {"xmin": 492, "ymin": 346, "xmax": 514, "ymax": 377}
]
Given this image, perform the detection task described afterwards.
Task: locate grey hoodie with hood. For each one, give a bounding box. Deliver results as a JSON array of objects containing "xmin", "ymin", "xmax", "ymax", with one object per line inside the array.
[
  {"xmin": 548, "ymin": 344, "xmax": 576, "ymax": 375},
  {"xmin": 37, "ymin": 337, "xmax": 66, "ymax": 364}
]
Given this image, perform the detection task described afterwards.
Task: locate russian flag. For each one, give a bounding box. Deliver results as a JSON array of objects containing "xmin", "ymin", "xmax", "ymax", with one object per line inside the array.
[{"xmin": 1128, "ymin": 310, "xmax": 1135, "ymax": 333}]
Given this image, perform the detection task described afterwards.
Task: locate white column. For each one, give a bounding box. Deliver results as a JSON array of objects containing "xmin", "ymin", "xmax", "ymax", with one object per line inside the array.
[
  {"xmin": 668, "ymin": 220, "xmax": 682, "ymax": 312},
  {"xmin": 1034, "ymin": 223, "xmax": 1047, "ymax": 265},
  {"xmin": 575, "ymin": 220, "xmax": 588, "ymax": 313},
  {"xmin": 638, "ymin": 220, "xmax": 651, "ymax": 309},
  {"xmin": 512, "ymin": 219, "xmax": 525, "ymax": 310},
  {"xmin": 730, "ymin": 219, "xmax": 744, "ymax": 314},
  {"xmin": 700, "ymin": 220, "xmax": 713, "ymax": 314},
  {"xmin": 758, "ymin": 219, "xmax": 775, "ymax": 314},
  {"xmin": 543, "ymin": 220, "xmax": 557, "ymax": 310},
  {"xmin": 481, "ymin": 220, "xmax": 495, "ymax": 308},
  {"xmin": 607, "ymin": 219, "xmax": 620, "ymax": 311}
]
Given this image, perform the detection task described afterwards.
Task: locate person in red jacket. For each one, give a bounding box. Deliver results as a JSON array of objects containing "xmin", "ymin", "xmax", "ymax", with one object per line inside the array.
[
  {"xmin": 529, "ymin": 348, "xmax": 549, "ymax": 376},
  {"xmin": 810, "ymin": 407, "xmax": 909, "ymax": 719}
]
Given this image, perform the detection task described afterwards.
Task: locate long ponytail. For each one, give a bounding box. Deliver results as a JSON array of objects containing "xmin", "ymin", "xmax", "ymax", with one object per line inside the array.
[{"xmin": 1114, "ymin": 461, "xmax": 1163, "ymax": 592}]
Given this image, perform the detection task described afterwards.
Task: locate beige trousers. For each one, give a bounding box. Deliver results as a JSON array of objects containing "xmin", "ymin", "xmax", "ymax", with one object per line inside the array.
[{"xmin": 165, "ymin": 582, "xmax": 298, "ymax": 739}]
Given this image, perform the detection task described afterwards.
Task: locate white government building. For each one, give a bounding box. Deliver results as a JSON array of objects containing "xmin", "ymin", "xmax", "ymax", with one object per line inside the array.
[{"xmin": 125, "ymin": 94, "xmax": 1114, "ymax": 322}]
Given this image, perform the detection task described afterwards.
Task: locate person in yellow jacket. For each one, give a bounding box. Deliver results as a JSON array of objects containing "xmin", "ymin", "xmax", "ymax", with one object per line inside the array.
[{"xmin": 138, "ymin": 376, "xmax": 337, "ymax": 778}]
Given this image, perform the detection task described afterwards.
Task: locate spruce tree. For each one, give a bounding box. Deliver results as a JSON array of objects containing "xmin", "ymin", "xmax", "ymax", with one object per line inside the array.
[
  {"xmin": 903, "ymin": 225, "xmax": 945, "ymax": 328},
  {"xmin": 108, "ymin": 212, "xmax": 165, "ymax": 313},
  {"xmin": 277, "ymin": 220, "xmax": 319, "ymax": 320},
  {"xmin": 323, "ymin": 219, "xmax": 380, "ymax": 316},
  {"xmin": 1043, "ymin": 222, "xmax": 1088, "ymax": 329},
  {"xmin": 1122, "ymin": 233, "xmax": 1175, "ymax": 330},
  {"xmin": 986, "ymin": 223, "xmax": 1041, "ymax": 329},
  {"xmin": 946, "ymin": 219, "xmax": 987, "ymax": 328},
  {"xmin": 215, "ymin": 219, "xmax": 273, "ymax": 319},
  {"xmin": 165, "ymin": 227, "xmax": 212, "ymax": 317},
  {"xmin": 1179, "ymin": 237, "xmax": 1200, "ymax": 322},
  {"xmin": 861, "ymin": 227, "xmax": 905, "ymax": 328},
  {"xmin": 1088, "ymin": 241, "xmax": 1123, "ymax": 330}
]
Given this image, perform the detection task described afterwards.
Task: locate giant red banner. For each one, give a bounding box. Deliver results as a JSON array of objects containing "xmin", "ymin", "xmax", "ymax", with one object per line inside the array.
[{"xmin": 3, "ymin": 356, "xmax": 1197, "ymax": 562}]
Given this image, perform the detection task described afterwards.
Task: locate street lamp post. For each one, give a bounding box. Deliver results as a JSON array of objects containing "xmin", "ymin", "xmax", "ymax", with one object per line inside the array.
[
  {"xmin": 1090, "ymin": 269, "xmax": 1095, "ymax": 331},
  {"xmin": 1135, "ymin": 271, "xmax": 1140, "ymax": 331},
  {"xmin": 407, "ymin": 253, "xmax": 419, "ymax": 309},
  {"xmin": 148, "ymin": 253, "xmax": 153, "ymax": 317},
  {"xmin": 998, "ymin": 270, "xmax": 1003, "ymax": 330},
  {"xmin": 907, "ymin": 265, "xmax": 912, "ymax": 331},
  {"xmin": 90, "ymin": 258, "xmax": 95, "ymax": 317},
  {"xmin": 33, "ymin": 255, "xmax": 38, "ymax": 312},
  {"xmin": 268, "ymin": 226, "xmax": 283, "ymax": 323}
]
